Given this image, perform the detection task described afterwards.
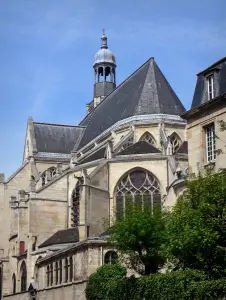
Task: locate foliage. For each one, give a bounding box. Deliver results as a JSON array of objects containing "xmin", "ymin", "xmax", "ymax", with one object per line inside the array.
[
  {"xmin": 85, "ymin": 263, "xmax": 126, "ymax": 300},
  {"xmin": 108, "ymin": 203, "xmax": 167, "ymax": 275},
  {"xmin": 164, "ymin": 169, "xmax": 226, "ymax": 278},
  {"xmin": 86, "ymin": 269, "xmax": 209, "ymax": 300},
  {"xmin": 188, "ymin": 278, "xmax": 226, "ymax": 299}
]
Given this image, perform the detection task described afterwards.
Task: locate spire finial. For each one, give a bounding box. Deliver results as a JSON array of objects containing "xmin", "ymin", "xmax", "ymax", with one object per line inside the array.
[{"xmin": 101, "ymin": 29, "xmax": 108, "ymax": 49}]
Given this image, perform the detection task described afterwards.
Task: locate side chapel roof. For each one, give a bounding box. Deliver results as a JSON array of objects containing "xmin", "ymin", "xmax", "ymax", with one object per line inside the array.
[
  {"xmin": 38, "ymin": 228, "xmax": 79, "ymax": 248},
  {"xmin": 77, "ymin": 57, "xmax": 185, "ymax": 150},
  {"xmin": 33, "ymin": 122, "xmax": 85, "ymax": 154}
]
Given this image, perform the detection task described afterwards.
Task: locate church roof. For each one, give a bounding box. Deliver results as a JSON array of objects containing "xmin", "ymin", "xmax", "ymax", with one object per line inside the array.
[
  {"xmin": 78, "ymin": 57, "xmax": 185, "ymax": 149},
  {"xmin": 33, "ymin": 122, "xmax": 85, "ymax": 154},
  {"xmin": 38, "ymin": 228, "xmax": 79, "ymax": 248},
  {"xmin": 116, "ymin": 141, "xmax": 161, "ymax": 156}
]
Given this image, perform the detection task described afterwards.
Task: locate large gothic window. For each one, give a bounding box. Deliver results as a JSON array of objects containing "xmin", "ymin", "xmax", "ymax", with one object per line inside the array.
[
  {"xmin": 20, "ymin": 261, "xmax": 27, "ymax": 292},
  {"xmin": 115, "ymin": 169, "xmax": 161, "ymax": 219},
  {"xmin": 140, "ymin": 132, "xmax": 155, "ymax": 145},
  {"xmin": 71, "ymin": 178, "xmax": 83, "ymax": 227}
]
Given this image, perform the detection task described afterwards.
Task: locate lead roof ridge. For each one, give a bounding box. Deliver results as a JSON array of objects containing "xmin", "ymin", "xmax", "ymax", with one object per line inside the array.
[{"xmin": 33, "ymin": 121, "xmax": 85, "ymax": 128}]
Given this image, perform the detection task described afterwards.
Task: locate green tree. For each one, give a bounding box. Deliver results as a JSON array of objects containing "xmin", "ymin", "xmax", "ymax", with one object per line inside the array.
[
  {"xmin": 164, "ymin": 169, "xmax": 226, "ymax": 278},
  {"xmin": 108, "ymin": 203, "xmax": 166, "ymax": 275}
]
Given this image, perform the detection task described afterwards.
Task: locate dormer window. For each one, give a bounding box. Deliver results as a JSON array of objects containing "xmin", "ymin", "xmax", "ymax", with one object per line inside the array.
[{"xmin": 207, "ymin": 74, "xmax": 215, "ymax": 100}]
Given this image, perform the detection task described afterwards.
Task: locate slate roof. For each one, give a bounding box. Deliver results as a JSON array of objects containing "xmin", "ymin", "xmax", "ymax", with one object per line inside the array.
[
  {"xmin": 192, "ymin": 57, "xmax": 226, "ymax": 109},
  {"xmin": 38, "ymin": 228, "xmax": 79, "ymax": 248},
  {"xmin": 79, "ymin": 147, "xmax": 106, "ymax": 164},
  {"xmin": 176, "ymin": 141, "xmax": 188, "ymax": 154},
  {"xmin": 33, "ymin": 122, "xmax": 85, "ymax": 154},
  {"xmin": 78, "ymin": 57, "xmax": 185, "ymax": 150},
  {"xmin": 117, "ymin": 141, "xmax": 161, "ymax": 156}
]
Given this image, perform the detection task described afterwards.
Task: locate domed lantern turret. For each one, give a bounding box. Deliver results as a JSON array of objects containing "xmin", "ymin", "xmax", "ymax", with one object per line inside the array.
[{"xmin": 93, "ymin": 31, "xmax": 116, "ymax": 101}]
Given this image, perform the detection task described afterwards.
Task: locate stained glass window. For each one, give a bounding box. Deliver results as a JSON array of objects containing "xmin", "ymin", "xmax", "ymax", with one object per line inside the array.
[{"xmin": 115, "ymin": 169, "xmax": 161, "ymax": 219}]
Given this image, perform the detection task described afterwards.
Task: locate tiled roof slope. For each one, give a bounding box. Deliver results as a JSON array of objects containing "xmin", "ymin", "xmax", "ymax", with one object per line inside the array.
[
  {"xmin": 78, "ymin": 57, "xmax": 185, "ymax": 149},
  {"xmin": 79, "ymin": 147, "xmax": 106, "ymax": 164},
  {"xmin": 192, "ymin": 57, "xmax": 226, "ymax": 109},
  {"xmin": 38, "ymin": 228, "xmax": 79, "ymax": 248},
  {"xmin": 117, "ymin": 141, "xmax": 161, "ymax": 156},
  {"xmin": 33, "ymin": 122, "xmax": 85, "ymax": 154}
]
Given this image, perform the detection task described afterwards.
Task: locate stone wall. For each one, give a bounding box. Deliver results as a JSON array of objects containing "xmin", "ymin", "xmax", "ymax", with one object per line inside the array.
[{"xmin": 3, "ymin": 280, "xmax": 87, "ymax": 300}]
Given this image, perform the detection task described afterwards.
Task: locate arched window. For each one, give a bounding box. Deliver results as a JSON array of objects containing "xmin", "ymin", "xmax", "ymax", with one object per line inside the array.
[
  {"xmin": 12, "ymin": 273, "xmax": 16, "ymax": 294},
  {"xmin": 55, "ymin": 262, "xmax": 58, "ymax": 285},
  {"xmin": 115, "ymin": 169, "xmax": 161, "ymax": 219},
  {"xmin": 20, "ymin": 261, "xmax": 27, "ymax": 292},
  {"xmin": 140, "ymin": 132, "xmax": 155, "ymax": 145},
  {"xmin": 59, "ymin": 260, "xmax": 62, "ymax": 284},
  {"xmin": 50, "ymin": 263, "xmax": 53, "ymax": 286},
  {"xmin": 64, "ymin": 258, "xmax": 68, "ymax": 283},
  {"xmin": 169, "ymin": 133, "xmax": 181, "ymax": 153},
  {"xmin": 46, "ymin": 265, "xmax": 50, "ymax": 287},
  {"xmin": 69, "ymin": 257, "xmax": 73, "ymax": 282},
  {"xmin": 71, "ymin": 178, "xmax": 83, "ymax": 227},
  {"xmin": 104, "ymin": 251, "xmax": 118, "ymax": 264}
]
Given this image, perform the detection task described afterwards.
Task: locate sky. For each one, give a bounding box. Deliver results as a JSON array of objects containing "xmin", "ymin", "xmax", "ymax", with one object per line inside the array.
[{"xmin": 0, "ymin": 0, "xmax": 226, "ymax": 178}]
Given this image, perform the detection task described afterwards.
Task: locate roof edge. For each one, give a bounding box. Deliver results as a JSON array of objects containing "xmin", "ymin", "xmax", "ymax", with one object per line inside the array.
[{"xmin": 197, "ymin": 56, "xmax": 226, "ymax": 76}]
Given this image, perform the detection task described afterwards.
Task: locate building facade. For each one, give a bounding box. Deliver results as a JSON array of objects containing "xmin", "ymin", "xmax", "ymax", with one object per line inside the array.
[
  {"xmin": 0, "ymin": 32, "xmax": 189, "ymax": 300},
  {"xmin": 183, "ymin": 57, "xmax": 226, "ymax": 173}
]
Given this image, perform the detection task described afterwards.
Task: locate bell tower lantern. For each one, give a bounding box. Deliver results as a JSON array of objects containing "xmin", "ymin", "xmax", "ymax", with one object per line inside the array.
[{"xmin": 86, "ymin": 31, "xmax": 116, "ymax": 114}]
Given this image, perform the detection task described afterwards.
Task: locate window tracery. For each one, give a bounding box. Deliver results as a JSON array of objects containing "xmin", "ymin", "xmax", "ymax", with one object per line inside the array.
[
  {"xmin": 104, "ymin": 251, "xmax": 118, "ymax": 264},
  {"xmin": 115, "ymin": 169, "xmax": 161, "ymax": 219},
  {"xmin": 169, "ymin": 133, "xmax": 181, "ymax": 153},
  {"xmin": 71, "ymin": 178, "xmax": 83, "ymax": 227},
  {"xmin": 140, "ymin": 132, "xmax": 155, "ymax": 145}
]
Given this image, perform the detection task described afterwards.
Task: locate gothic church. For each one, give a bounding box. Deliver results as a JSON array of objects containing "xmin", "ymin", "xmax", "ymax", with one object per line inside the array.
[{"xmin": 0, "ymin": 32, "xmax": 188, "ymax": 300}]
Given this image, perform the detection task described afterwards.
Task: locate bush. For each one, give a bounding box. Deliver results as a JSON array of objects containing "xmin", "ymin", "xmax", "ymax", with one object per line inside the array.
[
  {"xmin": 86, "ymin": 269, "xmax": 207, "ymax": 300},
  {"xmin": 188, "ymin": 279, "xmax": 226, "ymax": 299},
  {"xmin": 85, "ymin": 263, "xmax": 126, "ymax": 300}
]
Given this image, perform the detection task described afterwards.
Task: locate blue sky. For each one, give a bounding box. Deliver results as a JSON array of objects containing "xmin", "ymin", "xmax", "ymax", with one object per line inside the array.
[{"xmin": 0, "ymin": 0, "xmax": 225, "ymax": 178}]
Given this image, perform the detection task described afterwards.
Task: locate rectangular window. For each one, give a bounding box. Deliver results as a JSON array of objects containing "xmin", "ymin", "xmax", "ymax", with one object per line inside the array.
[
  {"xmin": 205, "ymin": 124, "xmax": 216, "ymax": 162},
  {"xmin": 207, "ymin": 75, "xmax": 215, "ymax": 100}
]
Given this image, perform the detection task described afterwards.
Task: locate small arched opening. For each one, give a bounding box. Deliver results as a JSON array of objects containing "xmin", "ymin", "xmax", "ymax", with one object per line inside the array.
[{"xmin": 104, "ymin": 251, "xmax": 118, "ymax": 264}]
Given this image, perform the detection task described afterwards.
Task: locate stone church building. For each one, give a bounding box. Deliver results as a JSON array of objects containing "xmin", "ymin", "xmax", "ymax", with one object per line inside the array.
[{"xmin": 0, "ymin": 32, "xmax": 189, "ymax": 300}]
